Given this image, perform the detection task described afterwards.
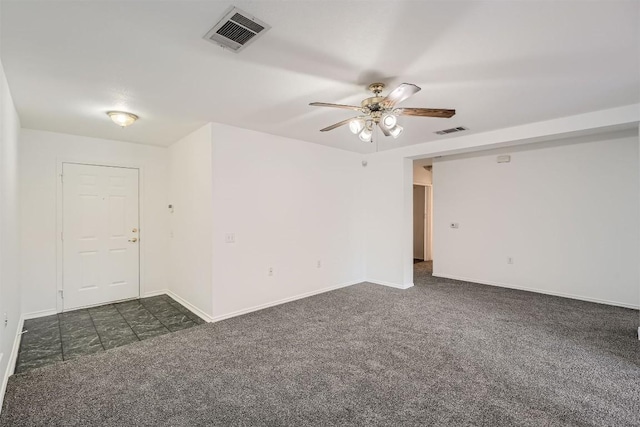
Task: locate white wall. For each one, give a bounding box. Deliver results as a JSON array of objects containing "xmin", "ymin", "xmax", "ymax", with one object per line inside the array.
[
  {"xmin": 19, "ymin": 129, "xmax": 170, "ymax": 314},
  {"xmin": 209, "ymin": 123, "xmax": 364, "ymax": 319},
  {"xmin": 363, "ymin": 154, "xmax": 414, "ymax": 287},
  {"xmin": 363, "ymin": 105, "xmax": 639, "ymax": 291},
  {"xmin": 167, "ymin": 124, "xmax": 214, "ymax": 317},
  {"xmin": 432, "ymin": 130, "xmax": 639, "ymax": 308},
  {"xmin": 0, "ymin": 59, "xmax": 21, "ymax": 406}
]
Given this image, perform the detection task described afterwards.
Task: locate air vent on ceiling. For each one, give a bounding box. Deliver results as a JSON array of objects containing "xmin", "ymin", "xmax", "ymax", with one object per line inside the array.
[
  {"xmin": 434, "ymin": 126, "xmax": 468, "ymax": 135},
  {"xmin": 203, "ymin": 6, "xmax": 271, "ymax": 53}
]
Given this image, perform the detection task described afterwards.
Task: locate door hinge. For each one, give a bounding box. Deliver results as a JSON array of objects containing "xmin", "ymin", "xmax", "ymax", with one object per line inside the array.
[
  {"xmin": 58, "ymin": 290, "xmax": 64, "ymax": 299},
  {"xmin": 60, "ymin": 174, "xmax": 64, "ymax": 183}
]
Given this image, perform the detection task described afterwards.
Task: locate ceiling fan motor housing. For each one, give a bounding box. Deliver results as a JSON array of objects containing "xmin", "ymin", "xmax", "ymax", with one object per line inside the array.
[
  {"xmin": 367, "ymin": 82, "xmax": 385, "ymax": 95},
  {"xmin": 361, "ymin": 97, "xmax": 385, "ymax": 121}
]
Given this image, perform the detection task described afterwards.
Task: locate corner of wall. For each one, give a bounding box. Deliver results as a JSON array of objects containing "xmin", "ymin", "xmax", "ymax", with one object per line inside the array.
[
  {"xmin": 166, "ymin": 122, "xmax": 215, "ymax": 318},
  {"xmin": 0, "ymin": 58, "xmax": 23, "ymax": 412}
]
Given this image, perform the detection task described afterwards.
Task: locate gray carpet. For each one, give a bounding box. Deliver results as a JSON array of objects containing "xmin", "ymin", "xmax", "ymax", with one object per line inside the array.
[{"xmin": 1, "ymin": 265, "xmax": 639, "ymax": 426}]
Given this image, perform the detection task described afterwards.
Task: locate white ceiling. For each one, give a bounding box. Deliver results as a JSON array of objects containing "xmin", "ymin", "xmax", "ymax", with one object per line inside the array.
[{"xmin": 1, "ymin": 1, "xmax": 638, "ymax": 154}]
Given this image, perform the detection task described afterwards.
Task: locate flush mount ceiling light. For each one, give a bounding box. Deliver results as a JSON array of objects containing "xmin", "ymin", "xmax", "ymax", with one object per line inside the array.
[
  {"xmin": 107, "ymin": 111, "xmax": 139, "ymax": 128},
  {"xmin": 310, "ymin": 82, "xmax": 456, "ymax": 142}
]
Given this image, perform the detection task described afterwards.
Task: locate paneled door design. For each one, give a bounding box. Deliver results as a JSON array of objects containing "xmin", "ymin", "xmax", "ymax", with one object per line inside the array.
[{"xmin": 63, "ymin": 163, "xmax": 139, "ymax": 310}]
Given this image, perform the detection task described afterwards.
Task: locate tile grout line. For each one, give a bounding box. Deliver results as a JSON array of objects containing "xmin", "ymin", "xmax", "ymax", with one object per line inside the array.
[
  {"xmin": 87, "ymin": 308, "xmax": 107, "ymax": 352},
  {"xmin": 166, "ymin": 298, "xmax": 203, "ymax": 324},
  {"xmin": 56, "ymin": 313, "xmax": 65, "ymax": 361},
  {"xmin": 15, "ymin": 316, "xmax": 66, "ymax": 373},
  {"xmin": 161, "ymin": 296, "xmax": 202, "ymax": 326},
  {"xmin": 126, "ymin": 298, "xmax": 173, "ymax": 335},
  {"xmin": 113, "ymin": 303, "xmax": 144, "ymax": 341},
  {"xmin": 139, "ymin": 298, "xmax": 182, "ymax": 331},
  {"xmin": 15, "ymin": 317, "xmax": 64, "ymax": 373}
]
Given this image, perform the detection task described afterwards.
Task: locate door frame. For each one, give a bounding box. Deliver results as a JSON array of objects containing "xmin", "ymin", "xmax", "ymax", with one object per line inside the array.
[
  {"xmin": 424, "ymin": 184, "xmax": 432, "ymax": 261},
  {"xmin": 413, "ymin": 183, "xmax": 433, "ymax": 262},
  {"xmin": 412, "ymin": 184, "xmax": 426, "ymax": 261},
  {"xmin": 55, "ymin": 158, "xmax": 145, "ymax": 313}
]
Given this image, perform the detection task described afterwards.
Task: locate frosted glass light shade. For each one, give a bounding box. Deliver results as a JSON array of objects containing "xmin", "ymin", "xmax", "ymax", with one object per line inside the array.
[
  {"xmin": 389, "ymin": 124, "xmax": 403, "ymax": 139},
  {"xmin": 107, "ymin": 111, "xmax": 139, "ymax": 127},
  {"xmin": 359, "ymin": 127, "xmax": 372, "ymax": 142},
  {"xmin": 349, "ymin": 118, "xmax": 365, "ymax": 134},
  {"xmin": 381, "ymin": 114, "xmax": 397, "ymax": 129}
]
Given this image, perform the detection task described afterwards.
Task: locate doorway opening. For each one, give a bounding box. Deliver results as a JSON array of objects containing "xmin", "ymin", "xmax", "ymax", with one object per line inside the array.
[{"xmin": 413, "ymin": 158, "xmax": 433, "ymax": 275}]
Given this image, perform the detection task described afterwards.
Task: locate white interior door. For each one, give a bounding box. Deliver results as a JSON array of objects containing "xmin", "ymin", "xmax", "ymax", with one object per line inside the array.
[{"xmin": 63, "ymin": 163, "xmax": 139, "ymax": 310}]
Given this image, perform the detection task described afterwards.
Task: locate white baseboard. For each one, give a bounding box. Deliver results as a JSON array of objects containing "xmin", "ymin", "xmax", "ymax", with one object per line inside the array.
[
  {"xmin": 142, "ymin": 289, "xmax": 213, "ymax": 322},
  {"xmin": 209, "ymin": 280, "xmax": 363, "ymax": 323},
  {"xmin": 1, "ymin": 314, "xmax": 25, "ymax": 413},
  {"xmin": 164, "ymin": 290, "xmax": 214, "ymax": 323},
  {"xmin": 434, "ymin": 273, "xmax": 640, "ymax": 310},
  {"xmin": 367, "ymin": 280, "xmax": 414, "ymax": 290},
  {"xmin": 142, "ymin": 289, "xmax": 168, "ymax": 298},
  {"xmin": 3, "ymin": 308, "xmax": 60, "ymax": 411},
  {"xmin": 22, "ymin": 309, "xmax": 57, "ymax": 320}
]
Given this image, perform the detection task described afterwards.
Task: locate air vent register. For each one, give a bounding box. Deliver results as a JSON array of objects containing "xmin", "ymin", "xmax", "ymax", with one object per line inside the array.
[{"xmin": 203, "ymin": 7, "xmax": 271, "ymax": 53}]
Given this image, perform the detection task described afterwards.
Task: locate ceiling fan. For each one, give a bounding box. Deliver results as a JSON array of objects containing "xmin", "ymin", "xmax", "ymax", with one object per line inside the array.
[{"xmin": 309, "ymin": 82, "xmax": 455, "ymax": 142}]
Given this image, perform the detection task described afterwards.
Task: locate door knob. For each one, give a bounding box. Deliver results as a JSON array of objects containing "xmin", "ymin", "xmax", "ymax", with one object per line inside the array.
[{"xmin": 128, "ymin": 237, "xmax": 138, "ymax": 243}]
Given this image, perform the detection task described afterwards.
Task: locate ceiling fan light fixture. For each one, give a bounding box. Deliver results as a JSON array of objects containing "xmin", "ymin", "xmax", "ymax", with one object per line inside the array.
[
  {"xmin": 381, "ymin": 113, "xmax": 397, "ymax": 129},
  {"xmin": 389, "ymin": 124, "xmax": 403, "ymax": 139},
  {"xmin": 107, "ymin": 111, "xmax": 139, "ymax": 128},
  {"xmin": 349, "ymin": 118, "xmax": 365, "ymax": 134},
  {"xmin": 359, "ymin": 127, "xmax": 372, "ymax": 142},
  {"xmin": 309, "ymin": 82, "xmax": 455, "ymax": 142}
]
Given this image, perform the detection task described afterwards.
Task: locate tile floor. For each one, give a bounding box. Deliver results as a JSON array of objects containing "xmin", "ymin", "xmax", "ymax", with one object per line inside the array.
[{"xmin": 15, "ymin": 295, "xmax": 205, "ymax": 374}]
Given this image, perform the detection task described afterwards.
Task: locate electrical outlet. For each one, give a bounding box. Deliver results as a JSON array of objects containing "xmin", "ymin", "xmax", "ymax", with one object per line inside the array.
[
  {"xmin": 224, "ymin": 233, "xmax": 235, "ymax": 243},
  {"xmin": 317, "ymin": 260, "xmax": 322, "ymax": 268},
  {"xmin": 268, "ymin": 267, "xmax": 273, "ymax": 276},
  {"xmin": 507, "ymin": 257, "xmax": 514, "ymax": 264}
]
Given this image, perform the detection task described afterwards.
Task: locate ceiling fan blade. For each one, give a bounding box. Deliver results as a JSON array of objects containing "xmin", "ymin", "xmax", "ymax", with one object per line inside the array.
[
  {"xmin": 396, "ymin": 108, "xmax": 456, "ymax": 118},
  {"xmin": 320, "ymin": 117, "xmax": 355, "ymax": 132},
  {"xmin": 380, "ymin": 83, "xmax": 421, "ymax": 108},
  {"xmin": 309, "ymin": 102, "xmax": 363, "ymax": 112}
]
